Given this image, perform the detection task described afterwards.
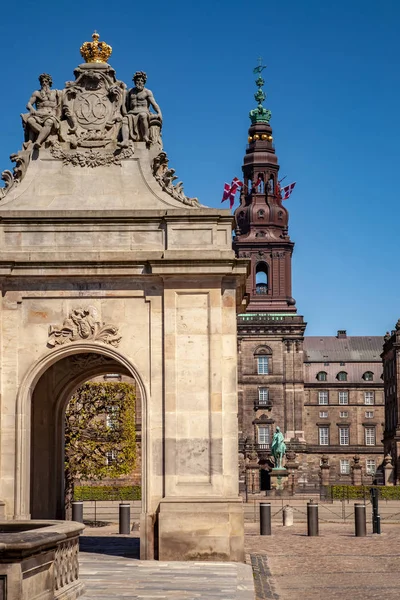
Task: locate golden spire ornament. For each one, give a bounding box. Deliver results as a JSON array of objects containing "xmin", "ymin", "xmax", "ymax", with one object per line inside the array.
[{"xmin": 80, "ymin": 32, "xmax": 112, "ymax": 64}]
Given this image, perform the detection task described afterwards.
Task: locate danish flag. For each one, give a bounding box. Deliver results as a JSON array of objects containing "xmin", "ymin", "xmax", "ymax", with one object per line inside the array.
[
  {"xmin": 221, "ymin": 177, "xmax": 243, "ymax": 209},
  {"xmin": 282, "ymin": 182, "xmax": 296, "ymax": 200}
]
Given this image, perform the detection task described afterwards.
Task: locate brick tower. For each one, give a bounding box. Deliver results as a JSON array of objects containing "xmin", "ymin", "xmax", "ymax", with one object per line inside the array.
[{"xmin": 234, "ymin": 65, "xmax": 306, "ymax": 492}]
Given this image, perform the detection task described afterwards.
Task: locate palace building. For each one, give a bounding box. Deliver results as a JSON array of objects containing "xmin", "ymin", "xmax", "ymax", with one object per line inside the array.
[{"xmin": 234, "ymin": 69, "xmax": 385, "ymax": 492}]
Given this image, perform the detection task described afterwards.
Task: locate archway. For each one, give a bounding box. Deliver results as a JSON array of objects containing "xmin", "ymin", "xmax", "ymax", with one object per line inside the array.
[{"xmin": 15, "ymin": 344, "xmax": 149, "ymax": 546}]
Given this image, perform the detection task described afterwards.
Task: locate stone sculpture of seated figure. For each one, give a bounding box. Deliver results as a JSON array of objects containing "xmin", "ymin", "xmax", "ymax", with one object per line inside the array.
[
  {"xmin": 22, "ymin": 73, "xmax": 61, "ymax": 149},
  {"xmin": 120, "ymin": 71, "xmax": 162, "ymax": 146}
]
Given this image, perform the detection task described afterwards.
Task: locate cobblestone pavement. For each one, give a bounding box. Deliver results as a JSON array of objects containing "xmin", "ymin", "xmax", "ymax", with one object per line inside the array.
[
  {"xmin": 79, "ymin": 526, "xmax": 255, "ymax": 600},
  {"xmin": 245, "ymin": 521, "xmax": 400, "ymax": 600}
]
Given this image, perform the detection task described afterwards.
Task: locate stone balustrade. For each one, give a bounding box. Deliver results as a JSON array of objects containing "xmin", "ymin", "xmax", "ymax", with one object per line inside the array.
[{"xmin": 0, "ymin": 520, "xmax": 85, "ymax": 600}]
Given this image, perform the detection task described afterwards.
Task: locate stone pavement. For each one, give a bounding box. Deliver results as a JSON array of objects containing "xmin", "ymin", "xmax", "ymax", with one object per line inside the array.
[
  {"xmin": 245, "ymin": 521, "xmax": 400, "ymax": 600},
  {"xmin": 79, "ymin": 525, "xmax": 255, "ymax": 600}
]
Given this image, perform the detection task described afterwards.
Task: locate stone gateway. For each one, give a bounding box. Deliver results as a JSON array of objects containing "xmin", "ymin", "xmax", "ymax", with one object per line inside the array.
[{"xmin": 0, "ymin": 33, "xmax": 247, "ymax": 561}]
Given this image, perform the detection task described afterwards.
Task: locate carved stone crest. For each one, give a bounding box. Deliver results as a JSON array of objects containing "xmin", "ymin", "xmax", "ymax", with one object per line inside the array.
[
  {"xmin": 62, "ymin": 64, "xmax": 126, "ymax": 149},
  {"xmin": 48, "ymin": 306, "xmax": 121, "ymax": 348}
]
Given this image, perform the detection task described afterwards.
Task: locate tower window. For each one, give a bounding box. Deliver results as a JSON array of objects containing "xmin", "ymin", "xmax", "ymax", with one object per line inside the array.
[
  {"xmin": 257, "ymin": 425, "xmax": 270, "ymax": 446},
  {"xmin": 255, "ymin": 262, "xmax": 268, "ymax": 295},
  {"xmin": 267, "ymin": 175, "xmax": 274, "ymax": 194},
  {"xmin": 257, "ymin": 356, "xmax": 269, "ymax": 374},
  {"xmin": 254, "ymin": 346, "xmax": 272, "ymax": 375},
  {"xmin": 258, "ymin": 388, "xmax": 269, "ymax": 404}
]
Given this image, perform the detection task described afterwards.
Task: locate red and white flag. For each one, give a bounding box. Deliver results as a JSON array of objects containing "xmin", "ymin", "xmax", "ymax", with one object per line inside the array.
[
  {"xmin": 221, "ymin": 177, "xmax": 243, "ymax": 209},
  {"xmin": 282, "ymin": 182, "xmax": 296, "ymax": 200}
]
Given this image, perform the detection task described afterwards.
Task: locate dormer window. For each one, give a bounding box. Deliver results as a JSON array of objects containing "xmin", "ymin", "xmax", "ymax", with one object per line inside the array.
[
  {"xmin": 362, "ymin": 371, "xmax": 374, "ymax": 381},
  {"xmin": 337, "ymin": 371, "xmax": 348, "ymax": 382},
  {"xmin": 316, "ymin": 371, "xmax": 327, "ymax": 382}
]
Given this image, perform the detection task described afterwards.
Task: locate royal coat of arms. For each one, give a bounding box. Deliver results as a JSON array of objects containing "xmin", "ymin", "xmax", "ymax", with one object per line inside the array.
[{"xmin": 62, "ymin": 64, "xmax": 125, "ymax": 148}]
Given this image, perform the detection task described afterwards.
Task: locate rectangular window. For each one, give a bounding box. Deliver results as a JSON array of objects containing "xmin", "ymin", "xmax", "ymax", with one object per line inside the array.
[
  {"xmin": 258, "ymin": 387, "xmax": 269, "ymax": 404},
  {"xmin": 365, "ymin": 427, "xmax": 376, "ymax": 446},
  {"xmin": 318, "ymin": 391, "xmax": 328, "ymax": 405},
  {"xmin": 257, "ymin": 356, "xmax": 269, "ymax": 374},
  {"xmin": 319, "ymin": 411, "xmax": 328, "ymax": 418},
  {"xmin": 339, "ymin": 391, "xmax": 349, "ymax": 405},
  {"xmin": 319, "ymin": 427, "xmax": 329, "ymax": 445},
  {"xmin": 339, "ymin": 427, "xmax": 349, "ymax": 445},
  {"xmin": 106, "ymin": 450, "xmax": 117, "ymax": 466},
  {"xmin": 364, "ymin": 392, "xmax": 374, "ymax": 405},
  {"xmin": 366, "ymin": 460, "xmax": 376, "ymax": 475},
  {"xmin": 339, "ymin": 411, "xmax": 348, "ymax": 418},
  {"xmin": 257, "ymin": 425, "xmax": 270, "ymax": 446},
  {"xmin": 106, "ymin": 406, "xmax": 120, "ymax": 429},
  {"xmin": 365, "ymin": 411, "xmax": 374, "ymax": 419},
  {"xmin": 340, "ymin": 459, "xmax": 350, "ymax": 474}
]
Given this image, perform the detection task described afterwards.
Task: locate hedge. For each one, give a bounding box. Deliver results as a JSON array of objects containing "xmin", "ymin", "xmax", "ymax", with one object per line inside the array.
[
  {"xmin": 74, "ymin": 485, "xmax": 141, "ymax": 501},
  {"xmin": 329, "ymin": 485, "xmax": 400, "ymax": 500}
]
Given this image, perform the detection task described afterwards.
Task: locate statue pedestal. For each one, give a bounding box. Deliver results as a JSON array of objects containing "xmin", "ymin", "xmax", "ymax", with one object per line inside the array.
[{"xmin": 270, "ymin": 468, "xmax": 289, "ymax": 494}]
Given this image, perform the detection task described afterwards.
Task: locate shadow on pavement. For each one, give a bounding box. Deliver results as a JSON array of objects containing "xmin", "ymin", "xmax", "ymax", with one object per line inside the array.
[{"xmin": 79, "ymin": 536, "xmax": 140, "ymax": 559}]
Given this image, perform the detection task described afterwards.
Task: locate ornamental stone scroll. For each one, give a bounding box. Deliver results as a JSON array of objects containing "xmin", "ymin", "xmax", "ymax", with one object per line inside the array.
[{"xmin": 47, "ymin": 306, "xmax": 121, "ymax": 348}]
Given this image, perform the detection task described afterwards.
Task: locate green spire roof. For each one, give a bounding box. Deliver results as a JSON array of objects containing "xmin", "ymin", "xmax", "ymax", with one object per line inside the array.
[{"xmin": 249, "ymin": 61, "xmax": 272, "ymax": 125}]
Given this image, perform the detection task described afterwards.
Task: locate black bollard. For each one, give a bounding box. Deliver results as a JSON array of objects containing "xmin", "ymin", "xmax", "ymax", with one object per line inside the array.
[
  {"xmin": 370, "ymin": 488, "xmax": 381, "ymax": 534},
  {"xmin": 354, "ymin": 503, "xmax": 366, "ymax": 537},
  {"xmin": 307, "ymin": 500, "xmax": 319, "ymax": 536},
  {"xmin": 72, "ymin": 501, "xmax": 83, "ymax": 523},
  {"xmin": 119, "ymin": 502, "xmax": 131, "ymax": 535},
  {"xmin": 260, "ymin": 502, "xmax": 271, "ymax": 535},
  {"xmin": 375, "ymin": 514, "xmax": 381, "ymax": 535}
]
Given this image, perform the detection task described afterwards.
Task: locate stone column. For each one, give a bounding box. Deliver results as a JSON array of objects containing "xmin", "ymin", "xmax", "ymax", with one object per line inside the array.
[
  {"xmin": 159, "ymin": 277, "xmax": 245, "ymax": 562},
  {"xmin": 285, "ymin": 449, "xmax": 299, "ymax": 494},
  {"xmin": 383, "ymin": 454, "xmax": 394, "ymax": 486},
  {"xmin": 319, "ymin": 455, "xmax": 330, "ymax": 487},
  {"xmin": 246, "ymin": 452, "xmax": 260, "ymax": 494},
  {"xmin": 352, "ymin": 455, "xmax": 362, "ymax": 486}
]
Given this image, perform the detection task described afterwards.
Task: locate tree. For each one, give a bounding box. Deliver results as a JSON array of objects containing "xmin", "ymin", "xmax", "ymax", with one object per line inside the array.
[{"xmin": 64, "ymin": 381, "xmax": 136, "ymax": 514}]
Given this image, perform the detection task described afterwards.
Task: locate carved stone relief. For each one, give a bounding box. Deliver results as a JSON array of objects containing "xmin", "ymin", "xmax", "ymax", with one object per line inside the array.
[
  {"xmin": 50, "ymin": 141, "xmax": 133, "ymax": 167},
  {"xmin": 48, "ymin": 306, "xmax": 121, "ymax": 347},
  {"xmin": 69, "ymin": 353, "xmax": 115, "ymax": 373},
  {"xmin": 152, "ymin": 152, "xmax": 199, "ymax": 206}
]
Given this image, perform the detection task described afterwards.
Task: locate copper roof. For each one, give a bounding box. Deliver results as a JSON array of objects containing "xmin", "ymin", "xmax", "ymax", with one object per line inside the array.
[{"xmin": 304, "ymin": 336, "xmax": 383, "ymax": 362}]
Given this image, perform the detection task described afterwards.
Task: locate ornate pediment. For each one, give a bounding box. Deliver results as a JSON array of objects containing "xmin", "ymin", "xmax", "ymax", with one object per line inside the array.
[{"xmin": 0, "ymin": 33, "xmax": 199, "ymax": 208}]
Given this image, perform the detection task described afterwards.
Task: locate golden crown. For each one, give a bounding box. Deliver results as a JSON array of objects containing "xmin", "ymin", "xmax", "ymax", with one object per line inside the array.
[{"xmin": 80, "ymin": 32, "xmax": 112, "ymax": 64}]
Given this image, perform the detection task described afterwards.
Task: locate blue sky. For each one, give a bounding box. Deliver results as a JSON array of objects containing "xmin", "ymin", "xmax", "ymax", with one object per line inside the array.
[{"xmin": 0, "ymin": 0, "xmax": 399, "ymax": 336}]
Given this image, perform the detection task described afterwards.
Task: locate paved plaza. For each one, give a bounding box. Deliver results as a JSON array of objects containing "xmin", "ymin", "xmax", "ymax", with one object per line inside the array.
[
  {"xmin": 78, "ymin": 520, "xmax": 400, "ymax": 599},
  {"xmin": 79, "ymin": 528, "xmax": 255, "ymax": 600},
  {"xmin": 245, "ymin": 521, "xmax": 400, "ymax": 599}
]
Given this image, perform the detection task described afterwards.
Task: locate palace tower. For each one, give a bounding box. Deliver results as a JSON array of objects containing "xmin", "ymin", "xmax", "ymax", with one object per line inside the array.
[{"xmin": 234, "ymin": 68, "xmax": 306, "ymax": 491}]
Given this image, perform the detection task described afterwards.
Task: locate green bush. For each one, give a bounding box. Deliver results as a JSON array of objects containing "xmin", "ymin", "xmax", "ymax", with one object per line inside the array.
[
  {"xmin": 74, "ymin": 485, "xmax": 141, "ymax": 501},
  {"xmin": 329, "ymin": 485, "xmax": 400, "ymax": 500}
]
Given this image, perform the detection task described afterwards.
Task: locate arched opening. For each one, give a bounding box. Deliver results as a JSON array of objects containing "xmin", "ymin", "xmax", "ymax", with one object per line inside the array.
[
  {"xmin": 29, "ymin": 350, "xmax": 144, "ymax": 522},
  {"xmin": 255, "ymin": 262, "xmax": 269, "ymax": 295},
  {"xmin": 267, "ymin": 175, "xmax": 274, "ymax": 195}
]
